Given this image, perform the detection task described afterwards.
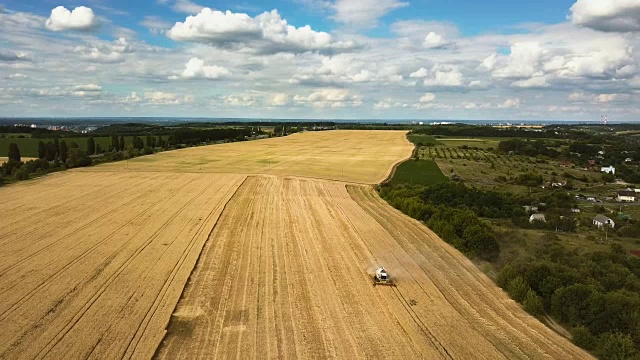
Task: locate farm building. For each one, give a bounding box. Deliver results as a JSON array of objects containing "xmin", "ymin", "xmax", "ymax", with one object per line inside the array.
[
  {"xmin": 600, "ymin": 166, "xmax": 615, "ymax": 175},
  {"xmin": 617, "ymin": 191, "xmax": 637, "ymax": 202},
  {"xmin": 529, "ymin": 214, "xmax": 546, "ymax": 223},
  {"xmin": 593, "ymin": 215, "xmax": 615, "ymax": 229}
]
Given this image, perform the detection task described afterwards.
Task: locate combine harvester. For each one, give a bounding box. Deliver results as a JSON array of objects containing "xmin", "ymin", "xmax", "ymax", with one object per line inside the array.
[{"xmin": 373, "ymin": 267, "xmax": 396, "ymax": 287}]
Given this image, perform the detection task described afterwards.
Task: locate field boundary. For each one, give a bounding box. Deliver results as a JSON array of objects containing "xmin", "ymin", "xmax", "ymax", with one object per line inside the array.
[{"xmin": 379, "ymin": 132, "xmax": 415, "ymax": 185}]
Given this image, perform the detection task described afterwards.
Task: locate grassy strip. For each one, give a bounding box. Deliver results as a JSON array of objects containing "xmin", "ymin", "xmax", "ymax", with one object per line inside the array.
[
  {"xmin": 388, "ymin": 159, "xmax": 448, "ymax": 186},
  {"xmin": 407, "ymin": 134, "xmax": 441, "ymax": 146}
]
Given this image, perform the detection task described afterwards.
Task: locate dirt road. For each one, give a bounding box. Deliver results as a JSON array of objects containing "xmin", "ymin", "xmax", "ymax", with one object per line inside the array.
[{"xmin": 156, "ymin": 177, "xmax": 590, "ymax": 359}]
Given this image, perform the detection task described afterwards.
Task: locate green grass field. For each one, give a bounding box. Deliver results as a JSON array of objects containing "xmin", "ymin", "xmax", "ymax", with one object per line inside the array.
[
  {"xmin": 0, "ymin": 136, "xmax": 164, "ymax": 158},
  {"xmin": 407, "ymin": 134, "xmax": 441, "ymax": 146},
  {"xmin": 390, "ymin": 160, "xmax": 449, "ymax": 186}
]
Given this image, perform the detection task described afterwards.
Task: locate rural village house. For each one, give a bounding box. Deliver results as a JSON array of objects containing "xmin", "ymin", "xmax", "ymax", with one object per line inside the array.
[
  {"xmin": 593, "ymin": 215, "xmax": 615, "ymax": 229},
  {"xmin": 617, "ymin": 191, "xmax": 637, "ymax": 203},
  {"xmin": 529, "ymin": 214, "xmax": 546, "ymax": 223},
  {"xmin": 601, "ymin": 166, "xmax": 616, "ymax": 175}
]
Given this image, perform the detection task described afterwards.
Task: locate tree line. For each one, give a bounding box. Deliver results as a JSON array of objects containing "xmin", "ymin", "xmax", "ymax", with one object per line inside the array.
[
  {"xmin": 498, "ymin": 239, "xmax": 640, "ymax": 359},
  {"xmin": 411, "ymin": 124, "xmax": 593, "ymax": 140},
  {"xmin": 379, "ymin": 183, "xmax": 501, "ymax": 261},
  {"xmin": 1, "ymin": 127, "xmax": 277, "ymax": 186},
  {"xmin": 2, "ymin": 139, "xmax": 91, "ymax": 184}
]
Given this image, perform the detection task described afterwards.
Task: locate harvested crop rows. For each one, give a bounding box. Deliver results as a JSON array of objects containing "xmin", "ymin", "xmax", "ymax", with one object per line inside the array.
[
  {"xmin": 0, "ymin": 130, "xmax": 590, "ymax": 359},
  {"xmin": 0, "ymin": 172, "xmax": 245, "ymax": 359},
  {"xmin": 89, "ymin": 130, "xmax": 413, "ymax": 184},
  {"xmin": 156, "ymin": 176, "xmax": 590, "ymax": 359}
]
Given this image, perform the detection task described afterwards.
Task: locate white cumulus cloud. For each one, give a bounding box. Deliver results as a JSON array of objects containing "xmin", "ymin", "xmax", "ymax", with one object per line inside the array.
[
  {"xmin": 223, "ymin": 94, "xmax": 258, "ymax": 106},
  {"xmin": 409, "ymin": 67, "xmax": 429, "ymax": 78},
  {"xmin": 270, "ymin": 93, "xmax": 290, "ymax": 106},
  {"xmin": 45, "ymin": 6, "xmax": 99, "ymax": 32},
  {"xmin": 499, "ymin": 98, "xmax": 522, "ymax": 109},
  {"xmin": 75, "ymin": 38, "xmax": 134, "ymax": 64},
  {"xmin": 144, "ymin": 91, "xmax": 193, "ymax": 105},
  {"xmin": 493, "ymin": 42, "xmax": 545, "ymax": 79},
  {"xmin": 419, "ymin": 93, "xmax": 436, "ymax": 103},
  {"xmin": 168, "ymin": 9, "xmax": 344, "ymax": 54},
  {"xmin": 294, "ymin": 88, "xmax": 362, "ymax": 108},
  {"xmin": 422, "ymin": 32, "xmax": 451, "ymax": 49},
  {"xmin": 423, "ymin": 65, "xmax": 464, "ymax": 87},
  {"xmin": 172, "ymin": 57, "xmax": 231, "ymax": 80},
  {"xmin": 570, "ymin": 0, "xmax": 640, "ymax": 32}
]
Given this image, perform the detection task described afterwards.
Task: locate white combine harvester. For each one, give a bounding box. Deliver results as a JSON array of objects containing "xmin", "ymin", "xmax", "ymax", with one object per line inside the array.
[{"xmin": 372, "ymin": 267, "xmax": 396, "ymax": 287}]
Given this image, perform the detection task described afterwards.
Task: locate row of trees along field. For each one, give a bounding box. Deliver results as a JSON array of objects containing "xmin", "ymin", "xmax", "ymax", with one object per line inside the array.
[
  {"xmin": 379, "ymin": 183, "xmax": 502, "ymax": 262},
  {"xmin": 1, "ymin": 127, "xmax": 265, "ymax": 186},
  {"xmin": 412, "ymin": 124, "xmax": 594, "ymax": 140},
  {"xmin": 1, "ymin": 140, "xmax": 91, "ymax": 185}
]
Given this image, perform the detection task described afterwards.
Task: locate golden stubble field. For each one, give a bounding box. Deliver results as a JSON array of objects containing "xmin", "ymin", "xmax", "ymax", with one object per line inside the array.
[
  {"xmin": 0, "ymin": 130, "xmax": 590, "ymax": 359},
  {"xmin": 88, "ymin": 130, "xmax": 413, "ymax": 184}
]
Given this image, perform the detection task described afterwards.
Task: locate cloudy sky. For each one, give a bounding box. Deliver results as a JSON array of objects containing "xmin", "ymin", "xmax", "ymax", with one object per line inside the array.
[{"xmin": 0, "ymin": 0, "xmax": 639, "ymax": 120}]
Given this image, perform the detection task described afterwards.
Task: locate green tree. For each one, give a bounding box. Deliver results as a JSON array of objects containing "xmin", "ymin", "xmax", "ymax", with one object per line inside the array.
[
  {"xmin": 551, "ymin": 284, "xmax": 598, "ymax": 326},
  {"xmin": 133, "ymin": 136, "xmax": 143, "ymax": 150},
  {"xmin": 119, "ymin": 136, "xmax": 125, "ymax": 151},
  {"xmin": 45, "ymin": 142, "xmax": 56, "ymax": 161},
  {"xmin": 497, "ymin": 263, "xmax": 518, "ymax": 288},
  {"xmin": 597, "ymin": 332, "xmax": 636, "ymax": 360},
  {"xmin": 523, "ymin": 289, "xmax": 544, "ymax": 316},
  {"xmin": 53, "ymin": 138, "xmax": 59, "ymax": 160},
  {"xmin": 111, "ymin": 135, "xmax": 119, "ymax": 151},
  {"xmin": 59, "ymin": 140, "xmax": 68, "ymax": 163},
  {"xmin": 87, "ymin": 137, "xmax": 95, "ymax": 155},
  {"xmin": 508, "ymin": 276, "xmax": 530, "ymax": 303},
  {"xmin": 146, "ymin": 135, "xmax": 156, "ymax": 148},
  {"xmin": 66, "ymin": 148, "xmax": 92, "ymax": 168},
  {"xmin": 8, "ymin": 143, "xmax": 21, "ymax": 162},
  {"xmin": 461, "ymin": 224, "xmax": 500, "ymax": 261},
  {"xmin": 571, "ymin": 325, "xmax": 597, "ymax": 351},
  {"xmin": 38, "ymin": 141, "xmax": 46, "ymax": 159},
  {"xmin": 14, "ymin": 166, "xmax": 29, "ymax": 180}
]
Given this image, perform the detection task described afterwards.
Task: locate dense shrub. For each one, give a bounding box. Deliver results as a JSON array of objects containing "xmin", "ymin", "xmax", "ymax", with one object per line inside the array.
[
  {"xmin": 380, "ymin": 183, "xmax": 501, "ymax": 261},
  {"xmin": 496, "ymin": 243, "xmax": 640, "ymax": 355}
]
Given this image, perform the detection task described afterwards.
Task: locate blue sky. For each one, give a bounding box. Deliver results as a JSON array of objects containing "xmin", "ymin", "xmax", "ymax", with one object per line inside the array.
[{"xmin": 0, "ymin": 0, "xmax": 639, "ymax": 120}]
